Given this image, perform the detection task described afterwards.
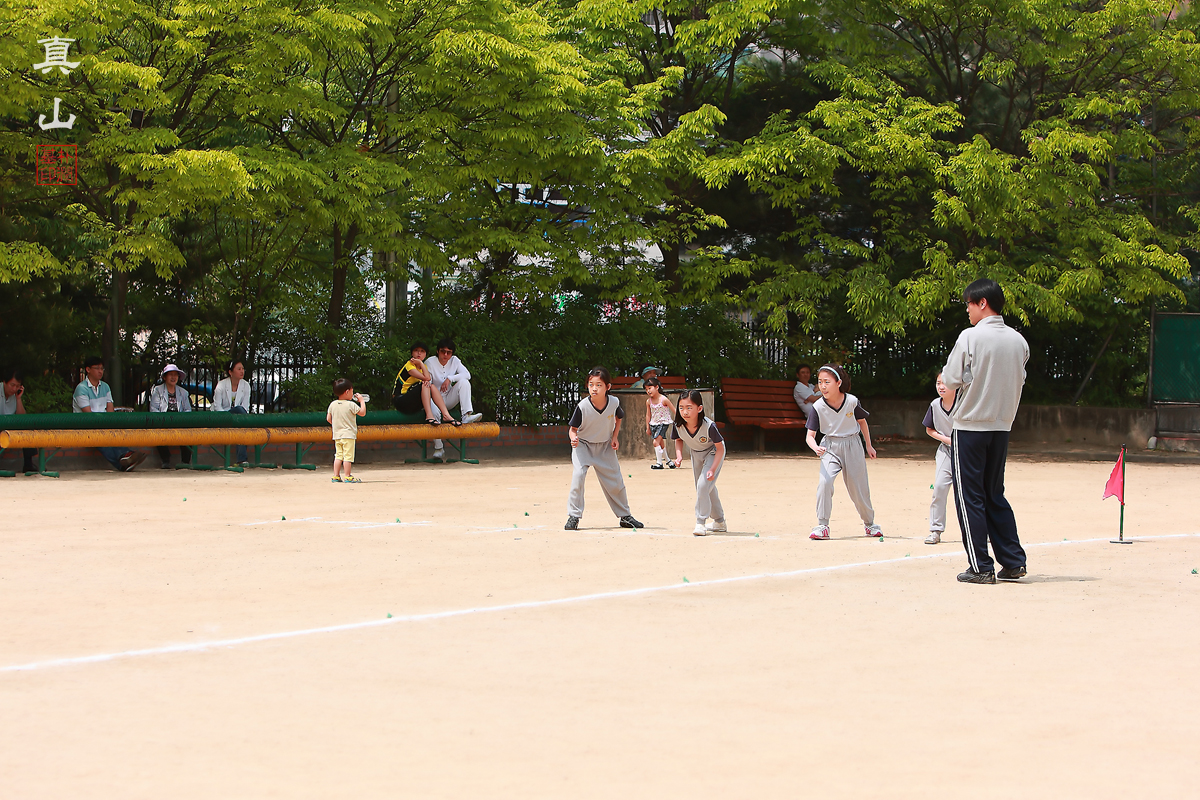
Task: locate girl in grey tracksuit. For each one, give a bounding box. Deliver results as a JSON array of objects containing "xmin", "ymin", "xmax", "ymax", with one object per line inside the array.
[
  {"xmin": 805, "ymin": 365, "xmax": 882, "ymax": 539},
  {"xmin": 672, "ymin": 390, "xmax": 726, "ymax": 536},
  {"xmin": 565, "ymin": 367, "xmax": 644, "ymax": 531}
]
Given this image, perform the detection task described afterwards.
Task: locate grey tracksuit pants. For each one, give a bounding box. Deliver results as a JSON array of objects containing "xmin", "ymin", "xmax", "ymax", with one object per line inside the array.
[
  {"xmin": 816, "ymin": 434, "xmax": 875, "ymax": 527},
  {"xmin": 691, "ymin": 448, "xmax": 724, "ymax": 524},
  {"xmin": 929, "ymin": 444, "xmax": 953, "ymax": 532},
  {"xmin": 568, "ymin": 440, "xmax": 631, "ymax": 518}
]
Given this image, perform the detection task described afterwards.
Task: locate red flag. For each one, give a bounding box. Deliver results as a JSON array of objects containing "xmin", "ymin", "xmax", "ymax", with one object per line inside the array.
[{"xmin": 1103, "ymin": 448, "xmax": 1124, "ymax": 504}]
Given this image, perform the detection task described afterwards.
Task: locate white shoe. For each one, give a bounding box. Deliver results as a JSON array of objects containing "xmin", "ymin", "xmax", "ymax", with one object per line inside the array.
[
  {"xmin": 705, "ymin": 519, "xmax": 727, "ymax": 532},
  {"xmin": 925, "ymin": 531, "xmax": 941, "ymax": 545},
  {"xmin": 461, "ymin": 412, "xmax": 483, "ymax": 424},
  {"xmin": 431, "ymin": 448, "xmax": 445, "ymax": 462},
  {"xmin": 692, "ymin": 523, "xmax": 707, "ymax": 536}
]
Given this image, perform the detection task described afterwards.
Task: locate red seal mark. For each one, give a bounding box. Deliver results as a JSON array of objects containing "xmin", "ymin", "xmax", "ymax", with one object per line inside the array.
[{"xmin": 36, "ymin": 144, "xmax": 77, "ymax": 186}]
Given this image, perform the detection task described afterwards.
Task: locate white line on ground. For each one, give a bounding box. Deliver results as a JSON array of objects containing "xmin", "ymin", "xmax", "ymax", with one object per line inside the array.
[
  {"xmin": 3, "ymin": 533, "xmax": 1195, "ymax": 674},
  {"xmin": 242, "ymin": 518, "xmax": 433, "ymax": 528}
]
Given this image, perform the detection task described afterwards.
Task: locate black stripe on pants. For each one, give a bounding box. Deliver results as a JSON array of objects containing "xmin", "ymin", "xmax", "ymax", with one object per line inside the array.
[{"xmin": 951, "ymin": 430, "xmax": 1026, "ymax": 572}]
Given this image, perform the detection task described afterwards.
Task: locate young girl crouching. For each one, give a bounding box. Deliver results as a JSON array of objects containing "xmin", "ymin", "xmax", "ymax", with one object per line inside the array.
[
  {"xmin": 565, "ymin": 367, "xmax": 645, "ymax": 531},
  {"xmin": 805, "ymin": 364, "xmax": 882, "ymax": 539},
  {"xmin": 672, "ymin": 390, "xmax": 727, "ymax": 535}
]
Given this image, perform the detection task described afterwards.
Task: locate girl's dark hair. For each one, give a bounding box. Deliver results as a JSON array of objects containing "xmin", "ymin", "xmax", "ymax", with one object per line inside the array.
[
  {"xmin": 673, "ymin": 389, "xmax": 706, "ymax": 428},
  {"xmin": 817, "ymin": 364, "xmax": 850, "ymax": 392},
  {"xmin": 226, "ymin": 359, "xmax": 245, "ymax": 373},
  {"xmin": 410, "ymin": 341, "xmax": 429, "ymax": 355},
  {"xmin": 587, "ymin": 366, "xmax": 611, "ymax": 386},
  {"xmin": 644, "ymin": 376, "xmax": 661, "ymax": 389},
  {"xmin": 333, "ymin": 377, "xmax": 353, "ymax": 396}
]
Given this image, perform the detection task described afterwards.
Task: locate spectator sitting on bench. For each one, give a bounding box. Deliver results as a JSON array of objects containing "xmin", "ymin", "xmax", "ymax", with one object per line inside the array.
[
  {"xmin": 793, "ymin": 364, "xmax": 819, "ymax": 420},
  {"xmin": 425, "ymin": 338, "xmax": 484, "ymax": 462},
  {"xmin": 391, "ymin": 341, "xmax": 461, "ymax": 427},
  {"xmin": 0, "ymin": 367, "xmax": 37, "ymax": 474},
  {"xmin": 212, "ymin": 359, "xmax": 251, "ymax": 466},
  {"xmin": 72, "ymin": 356, "xmax": 147, "ymax": 472},
  {"xmin": 149, "ymin": 363, "xmax": 193, "ymax": 469},
  {"xmin": 630, "ymin": 365, "xmax": 660, "ymax": 390}
]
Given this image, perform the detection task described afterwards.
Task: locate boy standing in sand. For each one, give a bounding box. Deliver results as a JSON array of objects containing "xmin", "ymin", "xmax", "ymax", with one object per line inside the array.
[
  {"xmin": 327, "ymin": 378, "xmax": 367, "ymax": 483},
  {"xmin": 941, "ymin": 279, "xmax": 1030, "ymax": 584}
]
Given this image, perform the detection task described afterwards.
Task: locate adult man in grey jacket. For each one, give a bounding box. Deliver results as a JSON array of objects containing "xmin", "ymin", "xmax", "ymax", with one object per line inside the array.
[{"xmin": 942, "ymin": 278, "xmax": 1030, "ymax": 584}]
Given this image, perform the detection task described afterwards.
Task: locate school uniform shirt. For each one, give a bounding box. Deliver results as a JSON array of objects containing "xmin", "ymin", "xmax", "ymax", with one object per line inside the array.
[
  {"xmin": 671, "ymin": 417, "xmax": 723, "ymax": 453},
  {"xmin": 568, "ymin": 396, "xmax": 624, "ymax": 444},
  {"xmin": 393, "ymin": 359, "xmax": 425, "ymax": 397},
  {"xmin": 806, "ymin": 394, "xmax": 869, "ymax": 437},
  {"xmin": 72, "ymin": 379, "xmax": 113, "ymax": 413},
  {"xmin": 922, "ymin": 398, "xmax": 954, "ymax": 441},
  {"xmin": 0, "ymin": 390, "xmax": 18, "ymax": 415},
  {"xmin": 211, "ymin": 378, "xmax": 250, "ymax": 412},
  {"xmin": 327, "ymin": 399, "xmax": 360, "ymax": 440},
  {"xmin": 149, "ymin": 383, "xmax": 193, "ymax": 413}
]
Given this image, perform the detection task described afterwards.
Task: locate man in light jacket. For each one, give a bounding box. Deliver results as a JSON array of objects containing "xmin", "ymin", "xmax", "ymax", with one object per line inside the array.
[
  {"xmin": 942, "ymin": 278, "xmax": 1030, "ymax": 584},
  {"xmin": 426, "ymin": 338, "xmax": 483, "ymax": 461}
]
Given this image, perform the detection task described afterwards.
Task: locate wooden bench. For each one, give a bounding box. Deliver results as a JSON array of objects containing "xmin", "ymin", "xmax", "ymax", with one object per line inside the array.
[
  {"xmin": 720, "ymin": 378, "xmax": 808, "ymax": 452},
  {"xmin": 611, "ymin": 376, "xmax": 688, "ymax": 390},
  {"xmin": 0, "ymin": 411, "xmax": 498, "ymax": 475}
]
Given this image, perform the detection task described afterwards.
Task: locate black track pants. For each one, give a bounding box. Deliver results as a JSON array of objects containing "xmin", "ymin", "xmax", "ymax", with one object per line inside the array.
[{"xmin": 951, "ymin": 430, "xmax": 1026, "ymax": 572}]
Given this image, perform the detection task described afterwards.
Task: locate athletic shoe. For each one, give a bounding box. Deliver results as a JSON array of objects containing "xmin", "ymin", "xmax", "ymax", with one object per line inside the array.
[
  {"xmin": 693, "ymin": 523, "xmax": 707, "ymax": 536},
  {"xmin": 564, "ymin": 516, "xmax": 580, "ymax": 530},
  {"xmin": 431, "ymin": 448, "xmax": 445, "ymax": 462},
  {"xmin": 706, "ymin": 519, "xmax": 727, "ymax": 532},
  {"xmin": 997, "ymin": 565, "xmax": 1027, "ymax": 581},
  {"xmin": 809, "ymin": 526, "xmax": 830, "ymax": 540},
  {"xmin": 239, "ymin": 461, "xmax": 250, "ymax": 468},
  {"xmin": 619, "ymin": 515, "xmax": 644, "ymax": 529},
  {"xmin": 159, "ymin": 461, "xmax": 171, "ymax": 470},
  {"xmin": 666, "ymin": 461, "xmax": 677, "ymax": 469},
  {"xmin": 343, "ymin": 476, "xmax": 362, "ymax": 484},
  {"xmin": 957, "ymin": 568, "xmax": 997, "ymax": 584},
  {"xmin": 865, "ymin": 525, "xmax": 883, "ymax": 538},
  {"xmin": 331, "ymin": 477, "xmax": 342, "ymax": 483},
  {"xmin": 651, "ymin": 463, "xmax": 664, "ymax": 470},
  {"xmin": 120, "ymin": 451, "xmax": 148, "ymax": 472},
  {"xmin": 461, "ymin": 412, "xmax": 483, "ymax": 424},
  {"xmin": 925, "ymin": 532, "xmax": 941, "ymax": 545}
]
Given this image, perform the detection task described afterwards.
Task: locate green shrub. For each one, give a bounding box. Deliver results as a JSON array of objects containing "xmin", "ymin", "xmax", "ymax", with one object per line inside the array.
[{"xmin": 21, "ymin": 372, "xmax": 74, "ymax": 414}]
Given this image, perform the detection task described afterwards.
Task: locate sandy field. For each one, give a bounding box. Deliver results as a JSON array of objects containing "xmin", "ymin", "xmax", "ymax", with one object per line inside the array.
[{"xmin": 1, "ymin": 449, "xmax": 1197, "ymax": 799}]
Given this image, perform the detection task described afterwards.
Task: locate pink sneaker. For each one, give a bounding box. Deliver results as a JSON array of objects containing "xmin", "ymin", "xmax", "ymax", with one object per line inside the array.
[
  {"xmin": 864, "ymin": 525, "xmax": 883, "ymax": 537},
  {"xmin": 809, "ymin": 526, "xmax": 830, "ymax": 540}
]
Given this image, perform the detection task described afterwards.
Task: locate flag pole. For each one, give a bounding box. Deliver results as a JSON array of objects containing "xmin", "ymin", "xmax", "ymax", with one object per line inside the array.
[{"xmin": 1111, "ymin": 443, "xmax": 1131, "ymax": 544}]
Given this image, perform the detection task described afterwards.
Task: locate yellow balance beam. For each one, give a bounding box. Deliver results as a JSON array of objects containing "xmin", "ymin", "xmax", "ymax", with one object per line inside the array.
[{"xmin": 0, "ymin": 422, "xmax": 501, "ymax": 450}]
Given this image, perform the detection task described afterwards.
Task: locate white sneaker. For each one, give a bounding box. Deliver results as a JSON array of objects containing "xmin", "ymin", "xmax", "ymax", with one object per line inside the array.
[
  {"xmin": 809, "ymin": 525, "xmax": 830, "ymax": 540},
  {"xmin": 692, "ymin": 523, "xmax": 707, "ymax": 536},
  {"xmin": 864, "ymin": 524, "xmax": 884, "ymax": 538},
  {"xmin": 705, "ymin": 519, "xmax": 727, "ymax": 532},
  {"xmin": 431, "ymin": 448, "xmax": 445, "ymax": 462},
  {"xmin": 461, "ymin": 412, "xmax": 483, "ymax": 424},
  {"xmin": 925, "ymin": 531, "xmax": 941, "ymax": 545}
]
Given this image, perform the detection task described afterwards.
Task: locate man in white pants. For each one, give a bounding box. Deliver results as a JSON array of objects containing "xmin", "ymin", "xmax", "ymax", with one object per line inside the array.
[{"xmin": 426, "ymin": 338, "xmax": 483, "ymax": 460}]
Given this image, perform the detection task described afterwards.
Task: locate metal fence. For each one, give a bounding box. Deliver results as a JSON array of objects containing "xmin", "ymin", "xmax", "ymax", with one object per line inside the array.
[
  {"xmin": 134, "ymin": 350, "xmax": 320, "ymax": 413},
  {"xmin": 1151, "ymin": 312, "xmax": 1200, "ymax": 403}
]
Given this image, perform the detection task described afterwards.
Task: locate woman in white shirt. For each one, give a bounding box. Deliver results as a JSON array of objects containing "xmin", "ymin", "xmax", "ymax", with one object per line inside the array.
[{"xmin": 211, "ymin": 359, "xmax": 251, "ymax": 464}]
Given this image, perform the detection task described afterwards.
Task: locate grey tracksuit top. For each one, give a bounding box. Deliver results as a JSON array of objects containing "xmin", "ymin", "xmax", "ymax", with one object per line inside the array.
[{"xmin": 941, "ymin": 315, "xmax": 1029, "ymax": 432}]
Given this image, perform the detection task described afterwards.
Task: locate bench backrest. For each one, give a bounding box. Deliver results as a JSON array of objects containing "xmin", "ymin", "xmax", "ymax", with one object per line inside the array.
[
  {"xmin": 720, "ymin": 378, "xmax": 806, "ymax": 421},
  {"xmin": 611, "ymin": 376, "xmax": 688, "ymax": 390}
]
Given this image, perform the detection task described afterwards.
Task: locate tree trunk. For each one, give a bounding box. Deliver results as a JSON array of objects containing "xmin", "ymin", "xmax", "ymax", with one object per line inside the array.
[
  {"xmin": 327, "ymin": 226, "xmax": 346, "ymax": 330},
  {"xmin": 660, "ymin": 240, "xmax": 682, "ymax": 296}
]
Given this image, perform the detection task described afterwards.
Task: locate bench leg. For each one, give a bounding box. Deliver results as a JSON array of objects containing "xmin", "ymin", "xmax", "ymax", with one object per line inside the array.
[
  {"xmin": 281, "ymin": 442, "xmax": 316, "ymax": 470},
  {"xmin": 0, "ymin": 447, "xmax": 13, "ymax": 478},
  {"xmin": 754, "ymin": 428, "xmax": 766, "ymax": 454}
]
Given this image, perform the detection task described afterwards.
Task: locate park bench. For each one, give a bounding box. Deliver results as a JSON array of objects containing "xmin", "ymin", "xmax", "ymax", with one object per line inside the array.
[
  {"xmin": 610, "ymin": 376, "xmax": 688, "ymax": 390},
  {"xmin": 0, "ymin": 410, "xmax": 498, "ymax": 476},
  {"xmin": 719, "ymin": 378, "xmax": 808, "ymax": 452}
]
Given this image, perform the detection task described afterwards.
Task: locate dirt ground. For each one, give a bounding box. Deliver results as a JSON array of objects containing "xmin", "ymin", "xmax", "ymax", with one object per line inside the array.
[{"xmin": 1, "ymin": 449, "xmax": 1197, "ymax": 799}]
